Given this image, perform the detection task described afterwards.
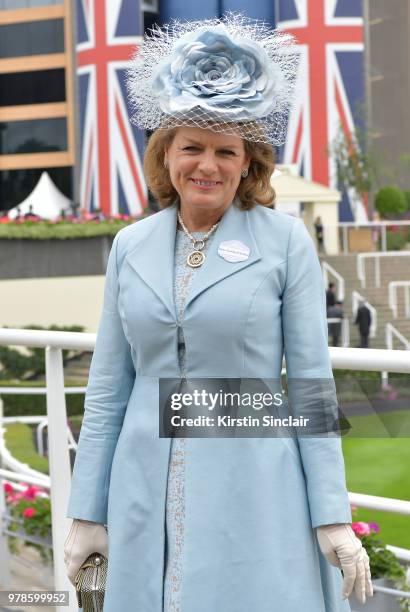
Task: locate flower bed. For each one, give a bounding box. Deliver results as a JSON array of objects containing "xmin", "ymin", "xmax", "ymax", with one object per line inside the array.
[
  {"xmin": 3, "ymin": 482, "xmax": 52, "ymax": 564},
  {"xmin": 349, "ymin": 510, "xmax": 410, "ymax": 611},
  {"xmin": 0, "ymin": 211, "xmax": 150, "ymax": 240}
]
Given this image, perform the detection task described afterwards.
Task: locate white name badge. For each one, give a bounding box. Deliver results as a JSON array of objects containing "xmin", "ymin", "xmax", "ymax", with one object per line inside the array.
[{"xmin": 218, "ymin": 240, "xmax": 250, "ymax": 263}]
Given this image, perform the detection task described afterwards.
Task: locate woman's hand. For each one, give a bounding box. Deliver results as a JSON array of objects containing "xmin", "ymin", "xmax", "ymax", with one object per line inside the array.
[
  {"xmin": 316, "ymin": 523, "xmax": 373, "ymax": 604},
  {"xmin": 64, "ymin": 519, "xmax": 109, "ymax": 587}
]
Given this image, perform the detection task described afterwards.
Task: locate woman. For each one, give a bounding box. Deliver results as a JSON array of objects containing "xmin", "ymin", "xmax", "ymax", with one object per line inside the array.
[
  {"xmin": 314, "ymin": 215, "xmax": 325, "ymax": 253},
  {"xmin": 64, "ymin": 15, "xmax": 372, "ymax": 611}
]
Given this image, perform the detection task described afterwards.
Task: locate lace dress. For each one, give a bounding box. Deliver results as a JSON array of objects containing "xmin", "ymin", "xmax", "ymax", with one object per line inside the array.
[{"xmin": 163, "ymin": 227, "xmax": 215, "ymax": 612}]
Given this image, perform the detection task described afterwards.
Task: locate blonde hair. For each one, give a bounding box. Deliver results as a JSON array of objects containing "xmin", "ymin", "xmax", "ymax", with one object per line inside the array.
[{"xmin": 143, "ymin": 127, "xmax": 276, "ymax": 210}]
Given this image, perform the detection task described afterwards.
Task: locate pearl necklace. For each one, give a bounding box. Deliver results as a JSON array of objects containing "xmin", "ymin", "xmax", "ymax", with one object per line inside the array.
[{"xmin": 177, "ymin": 211, "xmax": 219, "ymax": 268}]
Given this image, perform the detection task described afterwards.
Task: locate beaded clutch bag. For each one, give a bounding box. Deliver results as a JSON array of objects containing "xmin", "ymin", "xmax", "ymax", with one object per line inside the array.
[{"xmin": 75, "ymin": 552, "xmax": 107, "ymax": 612}]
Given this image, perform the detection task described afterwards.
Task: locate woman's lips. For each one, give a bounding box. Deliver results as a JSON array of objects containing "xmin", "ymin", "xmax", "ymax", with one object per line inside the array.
[{"xmin": 190, "ymin": 178, "xmax": 222, "ymax": 189}]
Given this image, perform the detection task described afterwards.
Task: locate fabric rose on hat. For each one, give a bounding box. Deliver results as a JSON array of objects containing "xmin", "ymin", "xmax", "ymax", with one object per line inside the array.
[
  {"xmin": 151, "ymin": 24, "xmax": 283, "ymax": 121},
  {"xmin": 126, "ymin": 13, "xmax": 299, "ymax": 144}
]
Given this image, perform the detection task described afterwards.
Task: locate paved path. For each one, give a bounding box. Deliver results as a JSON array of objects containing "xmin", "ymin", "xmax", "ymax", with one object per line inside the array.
[{"xmin": 0, "ymin": 544, "xmax": 55, "ymax": 612}]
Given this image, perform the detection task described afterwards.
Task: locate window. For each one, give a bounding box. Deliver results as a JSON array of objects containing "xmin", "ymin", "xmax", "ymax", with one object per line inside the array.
[
  {"xmin": 0, "ymin": 0, "xmax": 62, "ymax": 9},
  {"xmin": 0, "ymin": 117, "xmax": 67, "ymax": 155},
  {"xmin": 0, "ymin": 68, "xmax": 65, "ymax": 106},
  {"xmin": 0, "ymin": 19, "xmax": 64, "ymax": 58}
]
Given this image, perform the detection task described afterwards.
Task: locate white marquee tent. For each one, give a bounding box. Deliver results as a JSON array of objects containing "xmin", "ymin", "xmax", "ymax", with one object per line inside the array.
[{"xmin": 7, "ymin": 172, "xmax": 72, "ymax": 220}]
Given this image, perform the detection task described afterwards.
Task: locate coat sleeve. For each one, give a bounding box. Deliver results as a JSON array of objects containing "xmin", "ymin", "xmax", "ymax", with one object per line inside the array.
[
  {"xmin": 281, "ymin": 218, "xmax": 352, "ymax": 528},
  {"xmin": 66, "ymin": 230, "xmax": 135, "ymax": 524}
]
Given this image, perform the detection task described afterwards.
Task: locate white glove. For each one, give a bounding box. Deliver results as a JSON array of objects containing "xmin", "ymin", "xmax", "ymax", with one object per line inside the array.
[
  {"xmin": 64, "ymin": 519, "xmax": 109, "ymax": 587},
  {"xmin": 316, "ymin": 523, "xmax": 373, "ymax": 604}
]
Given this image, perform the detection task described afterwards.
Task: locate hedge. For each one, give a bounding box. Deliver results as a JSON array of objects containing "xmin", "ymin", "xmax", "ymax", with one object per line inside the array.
[
  {"xmin": 0, "ymin": 380, "xmax": 86, "ymax": 417},
  {"xmin": 0, "ymin": 218, "xmax": 147, "ymax": 240},
  {"xmin": 375, "ymin": 186, "xmax": 407, "ymax": 217}
]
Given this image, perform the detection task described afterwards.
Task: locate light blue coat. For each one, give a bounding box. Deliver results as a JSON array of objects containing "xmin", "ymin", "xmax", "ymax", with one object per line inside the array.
[{"xmin": 67, "ymin": 201, "xmax": 352, "ymax": 612}]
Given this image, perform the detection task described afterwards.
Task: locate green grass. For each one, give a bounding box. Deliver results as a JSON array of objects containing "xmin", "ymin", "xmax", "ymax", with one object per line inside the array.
[
  {"xmin": 344, "ymin": 410, "xmax": 410, "ymax": 438},
  {"xmin": 4, "ymin": 423, "xmax": 49, "ymax": 474},
  {"xmin": 343, "ymin": 414, "xmax": 410, "ymax": 549}
]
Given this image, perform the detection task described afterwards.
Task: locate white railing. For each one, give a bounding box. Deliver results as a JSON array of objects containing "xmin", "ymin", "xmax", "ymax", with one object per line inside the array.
[
  {"xmin": 357, "ymin": 251, "xmax": 410, "ymax": 289},
  {"xmin": 385, "ymin": 323, "xmax": 410, "ymax": 351},
  {"xmin": 327, "ymin": 317, "xmax": 350, "ymax": 347},
  {"xmin": 349, "ymin": 492, "xmax": 410, "ymax": 566},
  {"xmin": 349, "ymin": 492, "xmax": 410, "ymax": 516},
  {"xmin": 0, "ymin": 329, "xmax": 93, "ymax": 611},
  {"xmin": 389, "ymin": 280, "xmax": 410, "ymax": 319},
  {"xmin": 328, "ymin": 345, "xmax": 409, "ymax": 371},
  {"xmin": 352, "ymin": 291, "xmax": 377, "ymax": 338},
  {"xmin": 322, "ymin": 261, "xmax": 345, "ymax": 301},
  {"xmin": 0, "ymin": 386, "xmax": 85, "ymax": 456},
  {"xmin": 0, "ymin": 420, "xmax": 50, "ymax": 485},
  {"xmin": 0, "ymin": 329, "xmax": 409, "ymax": 608}
]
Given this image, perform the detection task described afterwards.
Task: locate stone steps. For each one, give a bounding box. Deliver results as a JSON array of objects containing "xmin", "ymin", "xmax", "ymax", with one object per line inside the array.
[{"xmin": 320, "ymin": 252, "xmax": 410, "ymax": 348}]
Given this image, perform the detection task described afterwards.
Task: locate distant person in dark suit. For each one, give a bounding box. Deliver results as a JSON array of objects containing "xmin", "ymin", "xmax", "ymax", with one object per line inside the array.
[
  {"xmin": 327, "ymin": 300, "xmax": 344, "ymax": 347},
  {"xmin": 314, "ymin": 215, "xmax": 325, "ymax": 253},
  {"xmin": 355, "ymin": 300, "xmax": 372, "ymax": 348},
  {"xmin": 24, "ymin": 204, "xmax": 40, "ymax": 219},
  {"xmin": 326, "ymin": 282, "xmax": 336, "ymax": 310}
]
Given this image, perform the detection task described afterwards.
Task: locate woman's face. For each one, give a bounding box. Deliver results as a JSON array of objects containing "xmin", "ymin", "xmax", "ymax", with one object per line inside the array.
[{"xmin": 165, "ymin": 127, "xmax": 249, "ymax": 214}]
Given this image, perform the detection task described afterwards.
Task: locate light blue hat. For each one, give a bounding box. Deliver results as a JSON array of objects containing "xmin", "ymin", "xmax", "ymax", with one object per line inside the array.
[{"xmin": 126, "ymin": 12, "xmax": 299, "ymax": 145}]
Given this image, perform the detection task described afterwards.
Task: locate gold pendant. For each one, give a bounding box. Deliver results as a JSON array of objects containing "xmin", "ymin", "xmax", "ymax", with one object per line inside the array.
[{"xmin": 187, "ymin": 250, "xmax": 205, "ymax": 268}]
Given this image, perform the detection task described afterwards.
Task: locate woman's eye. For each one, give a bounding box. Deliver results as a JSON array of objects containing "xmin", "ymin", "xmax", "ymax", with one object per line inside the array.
[
  {"xmin": 183, "ymin": 146, "xmax": 199, "ymax": 151},
  {"xmin": 220, "ymin": 150, "xmax": 235, "ymax": 155}
]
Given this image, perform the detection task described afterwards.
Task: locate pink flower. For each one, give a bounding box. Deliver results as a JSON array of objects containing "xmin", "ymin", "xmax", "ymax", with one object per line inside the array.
[
  {"xmin": 23, "ymin": 507, "xmax": 36, "ymax": 518},
  {"xmin": 352, "ymin": 522, "xmax": 371, "ymax": 537},
  {"xmin": 23, "ymin": 485, "xmax": 40, "ymax": 500},
  {"xmin": 7, "ymin": 492, "xmax": 24, "ymax": 504},
  {"xmin": 3, "ymin": 483, "xmax": 14, "ymax": 493},
  {"xmin": 369, "ymin": 522, "xmax": 380, "ymax": 533}
]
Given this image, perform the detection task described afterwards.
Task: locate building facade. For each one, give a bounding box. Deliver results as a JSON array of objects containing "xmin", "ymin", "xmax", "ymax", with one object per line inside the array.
[
  {"xmin": 0, "ymin": 0, "xmax": 76, "ymax": 211},
  {"xmin": 2, "ymin": 1, "xmax": 408, "ymax": 220},
  {"xmin": 367, "ymin": 0, "xmax": 410, "ymax": 191}
]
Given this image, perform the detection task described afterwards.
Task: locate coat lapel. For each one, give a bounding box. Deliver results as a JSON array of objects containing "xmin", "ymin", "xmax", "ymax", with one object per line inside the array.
[
  {"xmin": 125, "ymin": 204, "xmax": 178, "ymax": 321},
  {"xmin": 124, "ymin": 201, "xmax": 262, "ymax": 321},
  {"xmin": 184, "ymin": 200, "xmax": 261, "ymax": 311}
]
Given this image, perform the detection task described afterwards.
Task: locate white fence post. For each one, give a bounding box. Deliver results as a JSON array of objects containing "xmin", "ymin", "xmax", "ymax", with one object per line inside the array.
[
  {"xmin": 381, "ymin": 224, "xmax": 387, "ymax": 251},
  {"xmin": 342, "ymin": 318, "xmax": 350, "ymax": 347},
  {"xmin": 0, "ymin": 397, "xmax": 11, "ymax": 588},
  {"xmin": 45, "ymin": 347, "xmax": 77, "ymax": 611}
]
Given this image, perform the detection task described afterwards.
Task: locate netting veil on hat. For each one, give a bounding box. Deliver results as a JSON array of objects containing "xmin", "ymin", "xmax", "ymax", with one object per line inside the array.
[{"xmin": 125, "ymin": 13, "xmax": 299, "ymax": 145}]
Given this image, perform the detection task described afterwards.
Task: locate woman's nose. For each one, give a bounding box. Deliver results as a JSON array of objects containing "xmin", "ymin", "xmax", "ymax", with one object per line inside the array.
[{"xmin": 197, "ymin": 152, "xmax": 218, "ymax": 174}]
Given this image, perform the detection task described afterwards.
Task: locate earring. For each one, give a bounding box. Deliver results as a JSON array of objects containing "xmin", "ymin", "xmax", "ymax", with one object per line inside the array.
[
  {"xmin": 241, "ymin": 168, "xmax": 248, "ymax": 178},
  {"xmin": 164, "ymin": 158, "xmax": 168, "ymax": 169}
]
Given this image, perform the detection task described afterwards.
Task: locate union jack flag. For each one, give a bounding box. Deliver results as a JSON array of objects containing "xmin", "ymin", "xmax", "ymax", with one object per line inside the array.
[
  {"xmin": 76, "ymin": 0, "xmax": 147, "ymax": 216},
  {"xmin": 277, "ymin": 0, "xmax": 367, "ymax": 221}
]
